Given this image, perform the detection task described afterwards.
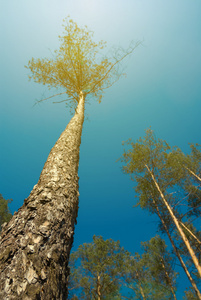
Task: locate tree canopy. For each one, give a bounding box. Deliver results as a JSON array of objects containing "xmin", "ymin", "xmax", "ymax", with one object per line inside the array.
[
  {"xmin": 141, "ymin": 236, "xmax": 177, "ymax": 299},
  {"xmin": 119, "ymin": 128, "xmax": 201, "ymax": 298},
  {"xmin": 68, "ymin": 235, "xmax": 126, "ymax": 300},
  {"xmin": 25, "ymin": 17, "xmax": 140, "ymax": 108},
  {"xmin": 68, "ymin": 235, "xmax": 179, "ymax": 299}
]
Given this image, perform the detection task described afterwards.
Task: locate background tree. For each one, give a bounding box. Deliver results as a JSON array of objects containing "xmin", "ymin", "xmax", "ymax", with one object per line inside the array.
[
  {"xmin": 119, "ymin": 129, "xmax": 201, "ymax": 299},
  {"xmin": 141, "ymin": 236, "xmax": 177, "ymax": 300},
  {"xmin": 69, "ymin": 235, "xmax": 178, "ymax": 299},
  {"xmin": 122, "ymin": 252, "xmax": 150, "ymax": 300},
  {"xmin": 0, "ymin": 18, "xmax": 140, "ymax": 299},
  {"xmin": 122, "ymin": 237, "xmax": 177, "ymax": 300},
  {"xmin": 184, "ymin": 288, "xmax": 201, "ymax": 300},
  {"xmin": 68, "ymin": 235, "xmax": 126, "ymax": 300},
  {"xmin": 0, "ymin": 193, "xmax": 12, "ymax": 232},
  {"xmin": 165, "ymin": 144, "xmax": 201, "ymax": 219}
]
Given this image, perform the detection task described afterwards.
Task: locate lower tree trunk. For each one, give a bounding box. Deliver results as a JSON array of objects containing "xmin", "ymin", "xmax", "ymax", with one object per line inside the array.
[{"xmin": 0, "ymin": 92, "xmax": 85, "ymax": 299}]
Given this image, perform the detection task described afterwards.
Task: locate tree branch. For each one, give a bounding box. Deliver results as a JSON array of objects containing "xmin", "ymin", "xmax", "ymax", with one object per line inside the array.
[
  {"xmin": 88, "ymin": 41, "xmax": 141, "ymax": 94},
  {"xmin": 33, "ymin": 92, "xmax": 67, "ymax": 106}
]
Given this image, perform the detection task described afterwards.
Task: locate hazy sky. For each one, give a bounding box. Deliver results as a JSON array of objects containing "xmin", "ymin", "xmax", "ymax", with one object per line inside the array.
[{"xmin": 1, "ymin": 0, "xmax": 201, "ymax": 297}]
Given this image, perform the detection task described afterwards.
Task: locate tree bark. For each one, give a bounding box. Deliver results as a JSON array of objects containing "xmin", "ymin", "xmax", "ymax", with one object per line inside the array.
[
  {"xmin": 145, "ymin": 164, "xmax": 201, "ymax": 277},
  {"xmin": 0, "ymin": 92, "xmax": 85, "ymax": 299},
  {"xmin": 97, "ymin": 274, "xmax": 101, "ymax": 300}
]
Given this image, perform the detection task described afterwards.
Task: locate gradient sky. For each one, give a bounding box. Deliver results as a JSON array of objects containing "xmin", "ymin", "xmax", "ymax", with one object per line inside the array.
[{"xmin": 1, "ymin": 0, "xmax": 201, "ymax": 297}]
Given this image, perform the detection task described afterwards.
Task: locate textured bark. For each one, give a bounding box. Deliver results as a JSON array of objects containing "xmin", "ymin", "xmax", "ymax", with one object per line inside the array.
[{"xmin": 0, "ymin": 92, "xmax": 85, "ymax": 299}]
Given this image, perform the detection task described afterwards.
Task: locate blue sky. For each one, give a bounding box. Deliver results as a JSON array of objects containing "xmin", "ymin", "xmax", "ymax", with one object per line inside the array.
[{"xmin": 1, "ymin": 0, "xmax": 201, "ymax": 297}]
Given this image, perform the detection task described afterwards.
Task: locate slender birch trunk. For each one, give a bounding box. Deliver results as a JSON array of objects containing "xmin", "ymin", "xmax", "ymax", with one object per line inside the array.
[
  {"xmin": 145, "ymin": 164, "xmax": 201, "ymax": 277},
  {"xmin": 152, "ymin": 197, "xmax": 201, "ymax": 300},
  {"xmin": 0, "ymin": 92, "xmax": 85, "ymax": 300}
]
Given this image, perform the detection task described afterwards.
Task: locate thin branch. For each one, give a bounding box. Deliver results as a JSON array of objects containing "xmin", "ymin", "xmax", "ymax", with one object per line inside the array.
[
  {"xmin": 181, "ymin": 204, "xmax": 201, "ymax": 219},
  {"xmin": 52, "ymin": 99, "xmax": 70, "ymax": 104},
  {"xmin": 172, "ymin": 192, "xmax": 191, "ymax": 209},
  {"xmin": 88, "ymin": 41, "xmax": 141, "ymax": 94},
  {"xmin": 67, "ymin": 46, "xmax": 80, "ymax": 91},
  {"xmin": 34, "ymin": 92, "xmax": 67, "ymax": 105},
  {"xmin": 56, "ymin": 59, "xmax": 78, "ymax": 90}
]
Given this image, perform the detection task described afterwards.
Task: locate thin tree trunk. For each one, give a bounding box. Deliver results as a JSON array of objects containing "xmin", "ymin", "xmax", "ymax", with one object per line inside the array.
[
  {"xmin": 97, "ymin": 274, "xmax": 101, "ymax": 300},
  {"xmin": 152, "ymin": 197, "xmax": 201, "ymax": 300},
  {"xmin": 135, "ymin": 270, "xmax": 146, "ymax": 300},
  {"xmin": 185, "ymin": 167, "xmax": 201, "ymax": 182},
  {"xmin": 160, "ymin": 258, "xmax": 177, "ymax": 300},
  {"xmin": 125, "ymin": 280, "xmax": 146, "ymax": 300},
  {"xmin": 0, "ymin": 92, "xmax": 85, "ymax": 299},
  {"xmin": 180, "ymin": 221, "xmax": 201, "ymax": 245},
  {"xmin": 145, "ymin": 164, "xmax": 201, "ymax": 277},
  {"xmin": 138, "ymin": 284, "xmax": 146, "ymax": 300}
]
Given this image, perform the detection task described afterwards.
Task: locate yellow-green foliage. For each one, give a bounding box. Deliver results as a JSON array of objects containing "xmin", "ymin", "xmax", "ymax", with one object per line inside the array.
[{"xmin": 25, "ymin": 17, "xmax": 125, "ymax": 105}]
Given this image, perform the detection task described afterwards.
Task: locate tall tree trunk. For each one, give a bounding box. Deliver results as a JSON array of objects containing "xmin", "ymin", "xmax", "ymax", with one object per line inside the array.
[
  {"xmin": 152, "ymin": 197, "xmax": 201, "ymax": 300},
  {"xmin": 145, "ymin": 164, "xmax": 201, "ymax": 277},
  {"xmin": 0, "ymin": 92, "xmax": 85, "ymax": 299}
]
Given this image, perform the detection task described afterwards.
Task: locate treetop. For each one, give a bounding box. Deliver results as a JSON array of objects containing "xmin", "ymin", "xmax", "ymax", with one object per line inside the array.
[{"xmin": 25, "ymin": 17, "xmax": 141, "ymax": 108}]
